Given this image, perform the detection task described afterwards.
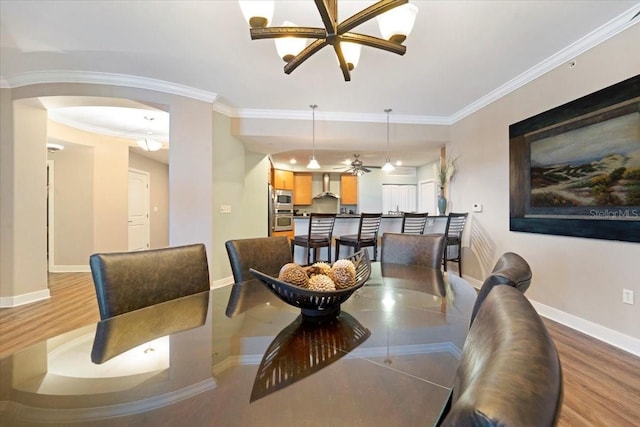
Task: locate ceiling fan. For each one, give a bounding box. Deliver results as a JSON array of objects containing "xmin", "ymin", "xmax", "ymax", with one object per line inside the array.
[{"xmin": 335, "ymin": 154, "xmax": 377, "ymax": 175}]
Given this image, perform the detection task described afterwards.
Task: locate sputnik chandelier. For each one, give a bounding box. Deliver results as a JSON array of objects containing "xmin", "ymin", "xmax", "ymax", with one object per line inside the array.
[{"xmin": 239, "ymin": 0, "xmax": 418, "ymax": 81}]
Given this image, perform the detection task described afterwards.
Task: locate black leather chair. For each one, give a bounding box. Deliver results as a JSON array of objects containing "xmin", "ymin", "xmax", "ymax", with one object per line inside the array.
[
  {"xmin": 335, "ymin": 213, "xmax": 382, "ymax": 261},
  {"xmin": 225, "ymin": 236, "xmax": 292, "ymax": 283},
  {"xmin": 89, "ymin": 243, "xmax": 210, "ymax": 320},
  {"xmin": 291, "ymin": 213, "xmax": 337, "ymax": 264},
  {"xmin": 401, "ymin": 212, "xmax": 429, "ymax": 234},
  {"xmin": 470, "ymin": 252, "xmax": 533, "ymax": 324},
  {"xmin": 443, "ymin": 212, "xmax": 468, "ymax": 274},
  {"xmin": 380, "ymin": 232, "xmax": 445, "ymax": 269},
  {"xmin": 438, "ymin": 285, "xmax": 563, "ymax": 426}
]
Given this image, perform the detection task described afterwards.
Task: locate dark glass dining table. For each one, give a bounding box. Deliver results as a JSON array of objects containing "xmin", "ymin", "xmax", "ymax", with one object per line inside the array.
[{"xmin": 0, "ymin": 263, "xmax": 477, "ymax": 426}]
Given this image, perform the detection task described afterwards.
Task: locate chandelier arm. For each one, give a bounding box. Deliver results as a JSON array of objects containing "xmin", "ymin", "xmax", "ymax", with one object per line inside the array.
[
  {"xmin": 338, "ymin": 0, "xmax": 408, "ymax": 34},
  {"xmin": 339, "ymin": 33, "xmax": 406, "ymax": 55},
  {"xmin": 284, "ymin": 39, "xmax": 328, "ymax": 75},
  {"xmin": 314, "ymin": 0, "xmax": 338, "ymax": 36},
  {"xmin": 332, "ymin": 43, "xmax": 352, "ymax": 81},
  {"xmin": 250, "ymin": 27, "xmax": 326, "ymax": 40}
]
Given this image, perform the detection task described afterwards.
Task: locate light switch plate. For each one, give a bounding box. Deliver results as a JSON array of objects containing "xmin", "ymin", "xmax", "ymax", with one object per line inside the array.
[{"xmin": 220, "ymin": 205, "xmax": 232, "ymax": 214}]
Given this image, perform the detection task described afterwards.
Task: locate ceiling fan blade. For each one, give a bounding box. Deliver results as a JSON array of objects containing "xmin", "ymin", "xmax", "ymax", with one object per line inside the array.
[{"xmin": 361, "ymin": 167, "xmax": 371, "ymax": 173}]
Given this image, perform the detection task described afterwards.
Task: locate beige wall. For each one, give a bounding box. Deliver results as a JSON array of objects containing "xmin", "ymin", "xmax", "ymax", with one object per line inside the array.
[
  {"xmin": 128, "ymin": 152, "xmax": 170, "ymax": 249},
  {"xmin": 449, "ymin": 24, "xmax": 640, "ymax": 342}
]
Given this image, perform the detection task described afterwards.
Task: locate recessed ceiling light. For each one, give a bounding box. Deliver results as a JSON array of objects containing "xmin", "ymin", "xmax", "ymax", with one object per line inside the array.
[
  {"xmin": 395, "ymin": 160, "xmax": 403, "ymax": 166},
  {"xmin": 290, "ymin": 158, "xmax": 297, "ymax": 164}
]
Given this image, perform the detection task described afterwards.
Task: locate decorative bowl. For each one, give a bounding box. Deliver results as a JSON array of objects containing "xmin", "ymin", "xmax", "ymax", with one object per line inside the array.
[{"xmin": 250, "ymin": 249, "xmax": 371, "ymax": 320}]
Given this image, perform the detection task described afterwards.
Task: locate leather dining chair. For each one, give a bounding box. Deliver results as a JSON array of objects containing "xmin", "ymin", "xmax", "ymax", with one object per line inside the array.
[
  {"xmin": 335, "ymin": 213, "xmax": 383, "ymax": 261},
  {"xmin": 443, "ymin": 212, "xmax": 469, "ymax": 274},
  {"xmin": 225, "ymin": 236, "xmax": 292, "ymax": 283},
  {"xmin": 89, "ymin": 243, "xmax": 210, "ymax": 320},
  {"xmin": 469, "ymin": 252, "xmax": 533, "ymax": 324},
  {"xmin": 437, "ymin": 285, "xmax": 562, "ymax": 427},
  {"xmin": 401, "ymin": 212, "xmax": 429, "ymax": 234},
  {"xmin": 380, "ymin": 232, "xmax": 446, "ymax": 269},
  {"xmin": 291, "ymin": 213, "xmax": 337, "ymax": 264}
]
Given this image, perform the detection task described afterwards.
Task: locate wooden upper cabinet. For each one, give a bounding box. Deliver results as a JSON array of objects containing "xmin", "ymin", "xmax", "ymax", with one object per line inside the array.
[
  {"xmin": 341, "ymin": 174, "xmax": 358, "ymax": 205},
  {"xmin": 294, "ymin": 173, "xmax": 313, "ymax": 205},
  {"xmin": 273, "ymin": 169, "xmax": 294, "ymax": 190}
]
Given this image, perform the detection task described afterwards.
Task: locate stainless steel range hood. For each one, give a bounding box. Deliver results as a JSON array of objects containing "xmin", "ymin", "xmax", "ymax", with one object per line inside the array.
[{"xmin": 314, "ymin": 173, "xmax": 339, "ymax": 199}]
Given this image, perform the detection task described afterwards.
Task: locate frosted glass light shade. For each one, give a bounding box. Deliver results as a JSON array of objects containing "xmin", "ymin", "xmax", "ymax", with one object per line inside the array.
[
  {"xmin": 239, "ymin": 0, "xmax": 274, "ymax": 28},
  {"xmin": 377, "ymin": 3, "xmax": 418, "ymax": 43},
  {"xmin": 275, "ymin": 22, "xmax": 307, "ymax": 62},
  {"xmin": 307, "ymin": 156, "xmax": 320, "ymax": 169},
  {"xmin": 340, "ymin": 42, "xmax": 361, "ymax": 70},
  {"xmin": 382, "ymin": 160, "xmax": 395, "ymax": 172}
]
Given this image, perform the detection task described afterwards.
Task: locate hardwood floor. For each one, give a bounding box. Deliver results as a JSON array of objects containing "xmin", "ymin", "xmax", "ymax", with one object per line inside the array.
[{"xmin": 1, "ymin": 273, "xmax": 639, "ymax": 426}]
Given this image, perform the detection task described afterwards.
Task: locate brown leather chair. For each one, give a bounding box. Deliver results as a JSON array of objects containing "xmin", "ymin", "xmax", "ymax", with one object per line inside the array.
[
  {"xmin": 291, "ymin": 213, "xmax": 337, "ymax": 264},
  {"xmin": 401, "ymin": 212, "xmax": 429, "ymax": 234},
  {"xmin": 380, "ymin": 232, "xmax": 445, "ymax": 269},
  {"xmin": 470, "ymin": 252, "xmax": 533, "ymax": 324},
  {"xmin": 443, "ymin": 212, "xmax": 468, "ymax": 274},
  {"xmin": 335, "ymin": 213, "xmax": 382, "ymax": 261},
  {"xmin": 89, "ymin": 243, "xmax": 210, "ymax": 320},
  {"xmin": 438, "ymin": 285, "xmax": 563, "ymax": 426},
  {"xmin": 225, "ymin": 236, "xmax": 292, "ymax": 283}
]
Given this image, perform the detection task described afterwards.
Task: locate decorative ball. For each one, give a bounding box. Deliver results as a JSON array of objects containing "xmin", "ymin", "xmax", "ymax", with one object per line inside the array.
[
  {"xmin": 312, "ymin": 262, "xmax": 332, "ymax": 275},
  {"xmin": 308, "ymin": 274, "xmax": 336, "ymax": 292},
  {"xmin": 278, "ymin": 263, "xmax": 309, "ymax": 288},
  {"xmin": 330, "ymin": 259, "xmax": 357, "ymax": 289}
]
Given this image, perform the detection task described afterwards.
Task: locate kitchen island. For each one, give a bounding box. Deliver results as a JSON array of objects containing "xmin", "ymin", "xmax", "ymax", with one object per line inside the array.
[{"xmin": 292, "ymin": 214, "xmax": 448, "ymax": 264}]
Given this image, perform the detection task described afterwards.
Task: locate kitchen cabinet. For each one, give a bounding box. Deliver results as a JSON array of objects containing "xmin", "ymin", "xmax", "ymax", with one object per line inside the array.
[
  {"xmin": 273, "ymin": 169, "xmax": 294, "ymax": 190},
  {"xmin": 293, "ymin": 173, "xmax": 313, "ymax": 205},
  {"xmin": 340, "ymin": 174, "xmax": 358, "ymax": 205},
  {"xmin": 272, "ymin": 230, "xmax": 295, "ymax": 240}
]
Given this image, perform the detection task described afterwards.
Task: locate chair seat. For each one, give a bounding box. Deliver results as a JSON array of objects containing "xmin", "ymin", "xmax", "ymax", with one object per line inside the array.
[
  {"xmin": 294, "ymin": 235, "xmax": 330, "ymax": 244},
  {"xmin": 337, "ymin": 234, "xmax": 376, "ymax": 243}
]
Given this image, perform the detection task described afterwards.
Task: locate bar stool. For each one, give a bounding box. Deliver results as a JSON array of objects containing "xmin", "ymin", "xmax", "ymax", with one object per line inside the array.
[
  {"xmin": 335, "ymin": 213, "xmax": 383, "ymax": 261},
  {"xmin": 443, "ymin": 212, "xmax": 469, "ymax": 274},
  {"xmin": 291, "ymin": 213, "xmax": 337, "ymax": 265},
  {"xmin": 401, "ymin": 212, "xmax": 429, "ymax": 234}
]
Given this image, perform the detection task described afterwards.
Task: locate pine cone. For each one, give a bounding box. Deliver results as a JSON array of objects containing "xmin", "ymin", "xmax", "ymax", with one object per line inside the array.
[
  {"xmin": 308, "ymin": 274, "xmax": 336, "ymax": 292},
  {"xmin": 278, "ymin": 263, "xmax": 309, "ymax": 288},
  {"xmin": 330, "ymin": 259, "xmax": 357, "ymax": 289}
]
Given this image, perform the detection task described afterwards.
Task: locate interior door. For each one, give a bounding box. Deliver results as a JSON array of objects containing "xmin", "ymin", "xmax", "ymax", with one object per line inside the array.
[
  {"xmin": 128, "ymin": 169, "xmax": 150, "ymax": 251},
  {"xmin": 419, "ymin": 180, "xmax": 436, "ymax": 215}
]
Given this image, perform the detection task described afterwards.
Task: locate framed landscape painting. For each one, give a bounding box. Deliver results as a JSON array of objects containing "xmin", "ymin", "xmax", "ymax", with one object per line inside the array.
[{"xmin": 509, "ymin": 74, "xmax": 640, "ymax": 242}]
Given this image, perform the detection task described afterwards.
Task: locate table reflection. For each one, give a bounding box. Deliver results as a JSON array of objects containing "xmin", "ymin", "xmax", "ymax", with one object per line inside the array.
[{"xmin": 251, "ymin": 311, "xmax": 370, "ymax": 402}]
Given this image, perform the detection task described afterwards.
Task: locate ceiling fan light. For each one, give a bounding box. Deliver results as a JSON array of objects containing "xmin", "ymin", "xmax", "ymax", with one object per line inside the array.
[
  {"xmin": 377, "ymin": 3, "xmax": 418, "ymax": 43},
  {"xmin": 307, "ymin": 156, "xmax": 320, "ymax": 169},
  {"xmin": 382, "ymin": 160, "xmax": 395, "ymax": 172},
  {"xmin": 238, "ymin": 0, "xmax": 274, "ymax": 28},
  {"xmin": 137, "ymin": 138, "xmax": 163, "ymax": 152},
  {"xmin": 275, "ymin": 21, "xmax": 307, "ymax": 62},
  {"xmin": 340, "ymin": 42, "xmax": 361, "ymax": 70}
]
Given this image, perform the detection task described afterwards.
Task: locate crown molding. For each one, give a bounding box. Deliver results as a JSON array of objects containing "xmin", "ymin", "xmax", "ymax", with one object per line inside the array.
[
  {"xmin": 450, "ymin": 4, "xmax": 640, "ymax": 123},
  {"xmin": 3, "ymin": 70, "xmax": 218, "ymax": 103}
]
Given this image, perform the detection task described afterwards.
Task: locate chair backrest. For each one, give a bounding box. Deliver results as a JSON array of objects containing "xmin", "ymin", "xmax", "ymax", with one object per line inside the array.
[
  {"xmin": 381, "ymin": 233, "xmax": 446, "ymax": 268},
  {"xmin": 470, "ymin": 252, "xmax": 533, "ymax": 324},
  {"xmin": 308, "ymin": 213, "xmax": 337, "ymax": 239},
  {"xmin": 357, "ymin": 213, "xmax": 382, "ymax": 239},
  {"xmin": 445, "ymin": 212, "xmax": 468, "ymax": 240},
  {"xmin": 440, "ymin": 285, "xmax": 562, "ymax": 426},
  {"xmin": 89, "ymin": 243, "xmax": 210, "ymax": 320},
  {"xmin": 225, "ymin": 236, "xmax": 292, "ymax": 283},
  {"xmin": 401, "ymin": 212, "xmax": 429, "ymax": 234}
]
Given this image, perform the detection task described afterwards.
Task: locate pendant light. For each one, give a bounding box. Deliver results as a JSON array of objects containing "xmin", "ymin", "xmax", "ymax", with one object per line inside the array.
[
  {"xmin": 382, "ymin": 108, "xmax": 395, "ymax": 172},
  {"xmin": 307, "ymin": 105, "xmax": 320, "ymax": 169},
  {"xmin": 137, "ymin": 116, "xmax": 163, "ymax": 152}
]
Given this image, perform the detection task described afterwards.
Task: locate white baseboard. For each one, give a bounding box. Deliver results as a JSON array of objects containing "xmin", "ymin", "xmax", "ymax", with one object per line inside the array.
[
  {"xmin": 0, "ymin": 289, "xmax": 50, "ymax": 308},
  {"xmin": 461, "ymin": 273, "xmax": 640, "ymax": 357},
  {"xmin": 48, "ymin": 264, "xmax": 91, "ymax": 273}
]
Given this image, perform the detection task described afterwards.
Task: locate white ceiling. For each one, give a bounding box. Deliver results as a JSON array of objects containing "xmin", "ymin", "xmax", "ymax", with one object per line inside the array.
[{"xmin": 2, "ymin": 1, "xmax": 639, "ymax": 169}]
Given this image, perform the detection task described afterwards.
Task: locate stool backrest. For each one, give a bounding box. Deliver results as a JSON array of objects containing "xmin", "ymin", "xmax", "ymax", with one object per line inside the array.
[
  {"xmin": 90, "ymin": 244, "xmax": 210, "ymax": 320},
  {"xmin": 357, "ymin": 213, "xmax": 383, "ymax": 239},
  {"xmin": 401, "ymin": 212, "xmax": 429, "ymax": 234},
  {"xmin": 308, "ymin": 213, "xmax": 337, "ymax": 239},
  {"xmin": 445, "ymin": 212, "xmax": 468, "ymax": 240}
]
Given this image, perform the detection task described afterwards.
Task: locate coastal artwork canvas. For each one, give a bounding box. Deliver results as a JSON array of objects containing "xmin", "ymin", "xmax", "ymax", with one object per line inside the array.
[
  {"xmin": 509, "ymin": 74, "xmax": 640, "ymax": 242},
  {"xmin": 529, "ymin": 110, "xmax": 640, "ymax": 210}
]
